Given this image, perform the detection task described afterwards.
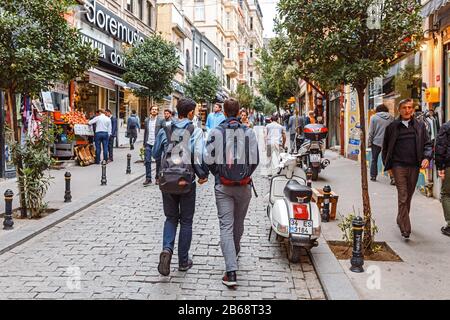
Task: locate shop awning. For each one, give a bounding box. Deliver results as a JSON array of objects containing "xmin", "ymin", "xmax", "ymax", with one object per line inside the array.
[
  {"xmin": 88, "ymin": 68, "xmax": 147, "ymax": 91},
  {"xmin": 421, "ymin": 0, "xmax": 450, "ymax": 17}
]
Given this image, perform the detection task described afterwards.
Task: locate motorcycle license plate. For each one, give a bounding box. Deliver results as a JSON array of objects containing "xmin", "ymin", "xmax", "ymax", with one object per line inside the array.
[
  {"xmin": 310, "ymin": 154, "xmax": 321, "ymax": 162},
  {"xmin": 289, "ymin": 219, "xmax": 313, "ymax": 235}
]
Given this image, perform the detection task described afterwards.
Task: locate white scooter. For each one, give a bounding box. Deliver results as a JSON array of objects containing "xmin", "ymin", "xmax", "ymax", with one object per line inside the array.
[{"xmin": 265, "ymin": 152, "xmax": 321, "ymax": 262}]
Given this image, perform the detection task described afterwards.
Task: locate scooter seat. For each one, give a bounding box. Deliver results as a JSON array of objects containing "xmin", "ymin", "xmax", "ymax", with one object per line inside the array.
[{"xmin": 283, "ymin": 180, "xmax": 312, "ymax": 203}]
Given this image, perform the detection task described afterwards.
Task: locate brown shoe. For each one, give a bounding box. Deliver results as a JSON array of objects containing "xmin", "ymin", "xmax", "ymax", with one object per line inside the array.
[
  {"xmin": 143, "ymin": 179, "xmax": 152, "ymax": 186},
  {"xmin": 155, "ymin": 178, "xmax": 160, "ymax": 185}
]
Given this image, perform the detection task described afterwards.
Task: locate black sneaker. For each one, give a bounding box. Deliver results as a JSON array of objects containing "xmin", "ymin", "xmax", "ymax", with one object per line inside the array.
[
  {"xmin": 222, "ymin": 271, "xmax": 237, "ymax": 287},
  {"xmin": 401, "ymin": 232, "xmax": 410, "ymax": 240},
  {"xmin": 370, "ymin": 176, "xmax": 376, "ymax": 181},
  {"xmin": 390, "ymin": 178, "xmax": 396, "ymax": 186},
  {"xmin": 441, "ymin": 226, "xmax": 450, "ymax": 237},
  {"xmin": 158, "ymin": 249, "xmax": 172, "ymax": 276},
  {"xmin": 179, "ymin": 259, "xmax": 193, "ymax": 271}
]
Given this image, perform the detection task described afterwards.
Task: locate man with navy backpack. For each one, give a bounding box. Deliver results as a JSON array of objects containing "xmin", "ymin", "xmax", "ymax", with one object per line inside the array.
[
  {"xmin": 205, "ymin": 98, "xmax": 259, "ymax": 287},
  {"xmin": 153, "ymin": 98, "xmax": 209, "ymax": 276}
]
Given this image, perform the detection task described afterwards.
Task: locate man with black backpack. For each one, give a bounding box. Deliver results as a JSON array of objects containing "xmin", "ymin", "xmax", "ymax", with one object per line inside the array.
[
  {"xmin": 205, "ymin": 98, "xmax": 259, "ymax": 287},
  {"xmin": 152, "ymin": 98, "xmax": 209, "ymax": 276}
]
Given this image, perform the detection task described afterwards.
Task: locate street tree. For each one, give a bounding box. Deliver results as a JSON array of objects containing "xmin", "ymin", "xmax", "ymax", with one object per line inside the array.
[
  {"xmin": 184, "ymin": 66, "xmax": 221, "ymax": 104},
  {"xmin": 234, "ymin": 83, "xmax": 254, "ymax": 111},
  {"xmin": 0, "ymin": 0, "xmax": 98, "ymax": 216},
  {"xmin": 277, "ymin": 0, "xmax": 423, "ymax": 250},
  {"xmin": 123, "ymin": 34, "xmax": 179, "ymax": 104},
  {"xmin": 252, "ymin": 96, "xmax": 265, "ymax": 113},
  {"xmin": 255, "ymin": 41, "xmax": 301, "ymax": 114}
]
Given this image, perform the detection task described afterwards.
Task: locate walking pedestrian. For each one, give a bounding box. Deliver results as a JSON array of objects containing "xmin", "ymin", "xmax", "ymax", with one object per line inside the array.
[
  {"xmin": 206, "ymin": 102, "xmax": 226, "ymax": 131},
  {"xmin": 88, "ymin": 109, "xmax": 111, "ymax": 164},
  {"xmin": 368, "ymin": 104, "xmax": 394, "ymax": 182},
  {"xmin": 264, "ymin": 114, "xmax": 286, "ymax": 176},
  {"xmin": 382, "ymin": 98, "xmax": 433, "ymax": 240},
  {"xmin": 106, "ymin": 109, "xmax": 117, "ymax": 162},
  {"xmin": 163, "ymin": 109, "xmax": 173, "ymax": 127},
  {"xmin": 153, "ymin": 98, "xmax": 209, "ymax": 276},
  {"xmin": 143, "ymin": 106, "xmax": 165, "ymax": 186},
  {"xmin": 434, "ymin": 120, "xmax": 450, "ymax": 237},
  {"xmin": 206, "ymin": 98, "xmax": 259, "ymax": 287},
  {"xmin": 287, "ymin": 109, "xmax": 305, "ymax": 153},
  {"xmin": 127, "ymin": 110, "xmax": 140, "ymax": 150},
  {"xmin": 240, "ymin": 109, "xmax": 254, "ymax": 128}
]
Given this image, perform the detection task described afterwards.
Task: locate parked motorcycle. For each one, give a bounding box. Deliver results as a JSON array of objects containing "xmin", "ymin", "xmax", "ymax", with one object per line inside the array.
[
  {"xmin": 265, "ymin": 152, "xmax": 321, "ymax": 262},
  {"xmin": 295, "ymin": 124, "xmax": 330, "ymax": 181}
]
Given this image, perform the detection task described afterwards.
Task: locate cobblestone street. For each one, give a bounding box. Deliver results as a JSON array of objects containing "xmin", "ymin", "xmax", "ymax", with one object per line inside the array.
[{"xmin": 0, "ymin": 170, "xmax": 325, "ymax": 300}]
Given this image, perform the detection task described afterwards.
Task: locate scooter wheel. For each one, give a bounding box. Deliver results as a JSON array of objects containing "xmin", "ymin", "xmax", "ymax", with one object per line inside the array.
[{"xmin": 287, "ymin": 243, "xmax": 302, "ymax": 263}]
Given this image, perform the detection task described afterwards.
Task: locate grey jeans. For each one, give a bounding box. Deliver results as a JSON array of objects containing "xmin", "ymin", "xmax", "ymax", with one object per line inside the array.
[{"xmin": 214, "ymin": 183, "xmax": 252, "ymax": 272}]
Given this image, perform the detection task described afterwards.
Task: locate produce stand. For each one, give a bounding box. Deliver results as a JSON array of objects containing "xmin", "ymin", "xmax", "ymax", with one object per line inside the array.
[{"xmin": 52, "ymin": 111, "xmax": 96, "ymax": 166}]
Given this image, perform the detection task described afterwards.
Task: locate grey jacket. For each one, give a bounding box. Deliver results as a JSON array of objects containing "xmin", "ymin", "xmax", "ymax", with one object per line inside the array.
[
  {"xmin": 368, "ymin": 112, "xmax": 394, "ymax": 147},
  {"xmin": 143, "ymin": 116, "xmax": 165, "ymax": 146},
  {"xmin": 287, "ymin": 115, "xmax": 305, "ymax": 135}
]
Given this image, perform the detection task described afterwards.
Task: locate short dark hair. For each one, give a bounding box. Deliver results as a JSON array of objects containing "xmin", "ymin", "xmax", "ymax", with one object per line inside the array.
[
  {"xmin": 224, "ymin": 98, "xmax": 240, "ymax": 117},
  {"xmin": 105, "ymin": 108, "xmax": 111, "ymax": 113},
  {"xmin": 398, "ymin": 98, "xmax": 413, "ymax": 109},
  {"xmin": 240, "ymin": 108, "xmax": 248, "ymax": 116},
  {"xmin": 271, "ymin": 114, "xmax": 279, "ymax": 122},
  {"xmin": 164, "ymin": 109, "xmax": 172, "ymax": 115},
  {"xmin": 176, "ymin": 98, "xmax": 197, "ymax": 117},
  {"xmin": 375, "ymin": 104, "xmax": 389, "ymax": 113},
  {"xmin": 132, "ymin": 110, "xmax": 136, "ymax": 114}
]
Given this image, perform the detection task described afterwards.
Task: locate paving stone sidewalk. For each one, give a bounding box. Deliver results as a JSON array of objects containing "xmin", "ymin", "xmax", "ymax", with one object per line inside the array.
[{"xmin": 0, "ymin": 169, "xmax": 325, "ymax": 300}]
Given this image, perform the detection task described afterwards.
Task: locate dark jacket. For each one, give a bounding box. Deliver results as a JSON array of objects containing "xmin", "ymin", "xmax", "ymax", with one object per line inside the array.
[
  {"xmin": 110, "ymin": 116, "xmax": 118, "ymax": 137},
  {"xmin": 143, "ymin": 116, "xmax": 165, "ymax": 146},
  {"xmin": 205, "ymin": 117, "xmax": 260, "ymax": 185},
  {"xmin": 382, "ymin": 117, "xmax": 433, "ymax": 171},
  {"xmin": 435, "ymin": 121, "xmax": 450, "ymax": 170}
]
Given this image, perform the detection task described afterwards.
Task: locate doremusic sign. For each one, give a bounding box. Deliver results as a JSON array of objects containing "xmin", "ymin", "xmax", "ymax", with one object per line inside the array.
[
  {"xmin": 83, "ymin": 0, "xmax": 145, "ymax": 46},
  {"xmin": 80, "ymin": 34, "xmax": 126, "ymax": 70}
]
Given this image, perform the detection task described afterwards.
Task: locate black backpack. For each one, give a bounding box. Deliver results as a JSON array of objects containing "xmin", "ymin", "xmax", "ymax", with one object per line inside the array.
[
  {"xmin": 159, "ymin": 123, "xmax": 196, "ymax": 194},
  {"xmin": 215, "ymin": 119, "xmax": 253, "ymax": 186}
]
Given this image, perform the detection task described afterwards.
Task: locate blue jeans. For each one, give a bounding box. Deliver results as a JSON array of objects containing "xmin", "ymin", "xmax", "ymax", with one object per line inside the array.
[
  {"xmin": 161, "ymin": 184, "xmax": 196, "ymax": 265},
  {"xmin": 94, "ymin": 132, "xmax": 109, "ymax": 164},
  {"xmin": 145, "ymin": 144, "xmax": 160, "ymax": 180}
]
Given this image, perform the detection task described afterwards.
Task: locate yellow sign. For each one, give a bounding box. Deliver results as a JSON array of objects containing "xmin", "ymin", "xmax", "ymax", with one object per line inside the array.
[{"xmin": 425, "ymin": 87, "xmax": 440, "ymax": 103}]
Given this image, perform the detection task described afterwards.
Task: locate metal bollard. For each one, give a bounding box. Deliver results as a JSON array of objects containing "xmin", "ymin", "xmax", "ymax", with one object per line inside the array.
[
  {"xmin": 321, "ymin": 185, "xmax": 331, "ymax": 222},
  {"xmin": 64, "ymin": 172, "xmax": 72, "ymax": 203},
  {"xmin": 101, "ymin": 160, "xmax": 107, "ymax": 186},
  {"xmin": 350, "ymin": 216, "xmax": 365, "ymax": 273},
  {"xmin": 126, "ymin": 154, "xmax": 131, "ymax": 174},
  {"xmin": 306, "ymin": 167, "xmax": 313, "ymax": 187},
  {"xmin": 3, "ymin": 189, "xmax": 14, "ymax": 230}
]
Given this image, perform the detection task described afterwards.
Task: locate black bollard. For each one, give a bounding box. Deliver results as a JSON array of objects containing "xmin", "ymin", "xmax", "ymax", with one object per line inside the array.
[
  {"xmin": 126, "ymin": 154, "xmax": 131, "ymax": 174},
  {"xmin": 306, "ymin": 167, "xmax": 313, "ymax": 187},
  {"xmin": 350, "ymin": 216, "xmax": 365, "ymax": 273},
  {"xmin": 3, "ymin": 189, "xmax": 14, "ymax": 230},
  {"xmin": 64, "ymin": 172, "xmax": 72, "ymax": 203},
  {"xmin": 101, "ymin": 160, "xmax": 107, "ymax": 186},
  {"xmin": 321, "ymin": 185, "xmax": 331, "ymax": 222}
]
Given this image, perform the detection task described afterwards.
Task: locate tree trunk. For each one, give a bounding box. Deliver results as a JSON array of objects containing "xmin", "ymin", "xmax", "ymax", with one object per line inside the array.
[
  {"xmin": 355, "ymin": 85, "xmax": 372, "ymax": 253},
  {"xmin": 339, "ymin": 84, "xmax": 345, "ymax": 156},
  {"xmin": 6, "ymin": 88, "xmax": 27, "ymax": 218},
  {"xmin": 324, "ymin": 92, "xmax": 330, "ymax": 149}
]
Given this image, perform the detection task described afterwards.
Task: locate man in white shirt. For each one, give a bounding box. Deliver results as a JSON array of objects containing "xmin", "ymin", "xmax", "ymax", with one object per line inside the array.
[
  {"xmin": 264, "ymin": 114, "xmax": 286, "ymax": 176},
  {"xmin": 88, "ymin": 109, "xmax": 112, "ymax": 164},
  {"xmin": 143, "ymin": 106, "xmax": 165, "ymax": 186}
]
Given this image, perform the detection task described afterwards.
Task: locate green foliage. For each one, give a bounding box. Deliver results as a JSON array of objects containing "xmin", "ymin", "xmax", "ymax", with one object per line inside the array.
[
  {"xmin": 338, "ymin": 210, "xmax": 381, "ymax": 253},
  {"xmin": 263, "ymin": 100, "xmax": 277, "ymax": 115},
  {"xmin": 184, "ymin": 66, "xmax": 221, "ymax": 104},
  {"xmin": 12, "ymin": 116, "xmax": 59, "ymax": 218},
  {"xmin": 276, "ymin": 0, "xmax": 423, "ymax": 90},
  {"xmin": 123, "ymin": 34, "xmax": 179, "ymax": 100},
  {"xmin": 234, "ymin": 83, "xmax": 254, "ymax": 110},
  {"xmin": 252, "ymin": 96, "xmax": 265, "ymax": 113},
  {"xmin": 255, "ymin": 41, "xmax": 301, "ymax": 108},
  {"xmin": 0, "ymin": 0, "xmax": 98, "ymax": 94}
]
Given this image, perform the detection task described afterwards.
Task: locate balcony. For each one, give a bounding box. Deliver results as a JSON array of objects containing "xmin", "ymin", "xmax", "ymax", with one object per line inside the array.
[{"xmin": 224, "ymin": 59, "xmax": 238, "ymax": 77}]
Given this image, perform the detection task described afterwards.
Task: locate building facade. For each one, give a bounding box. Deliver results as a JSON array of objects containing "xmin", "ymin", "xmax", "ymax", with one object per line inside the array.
[{"xmin": 182, "ymin": 0, "xmax": 263, "ymax": 95}]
